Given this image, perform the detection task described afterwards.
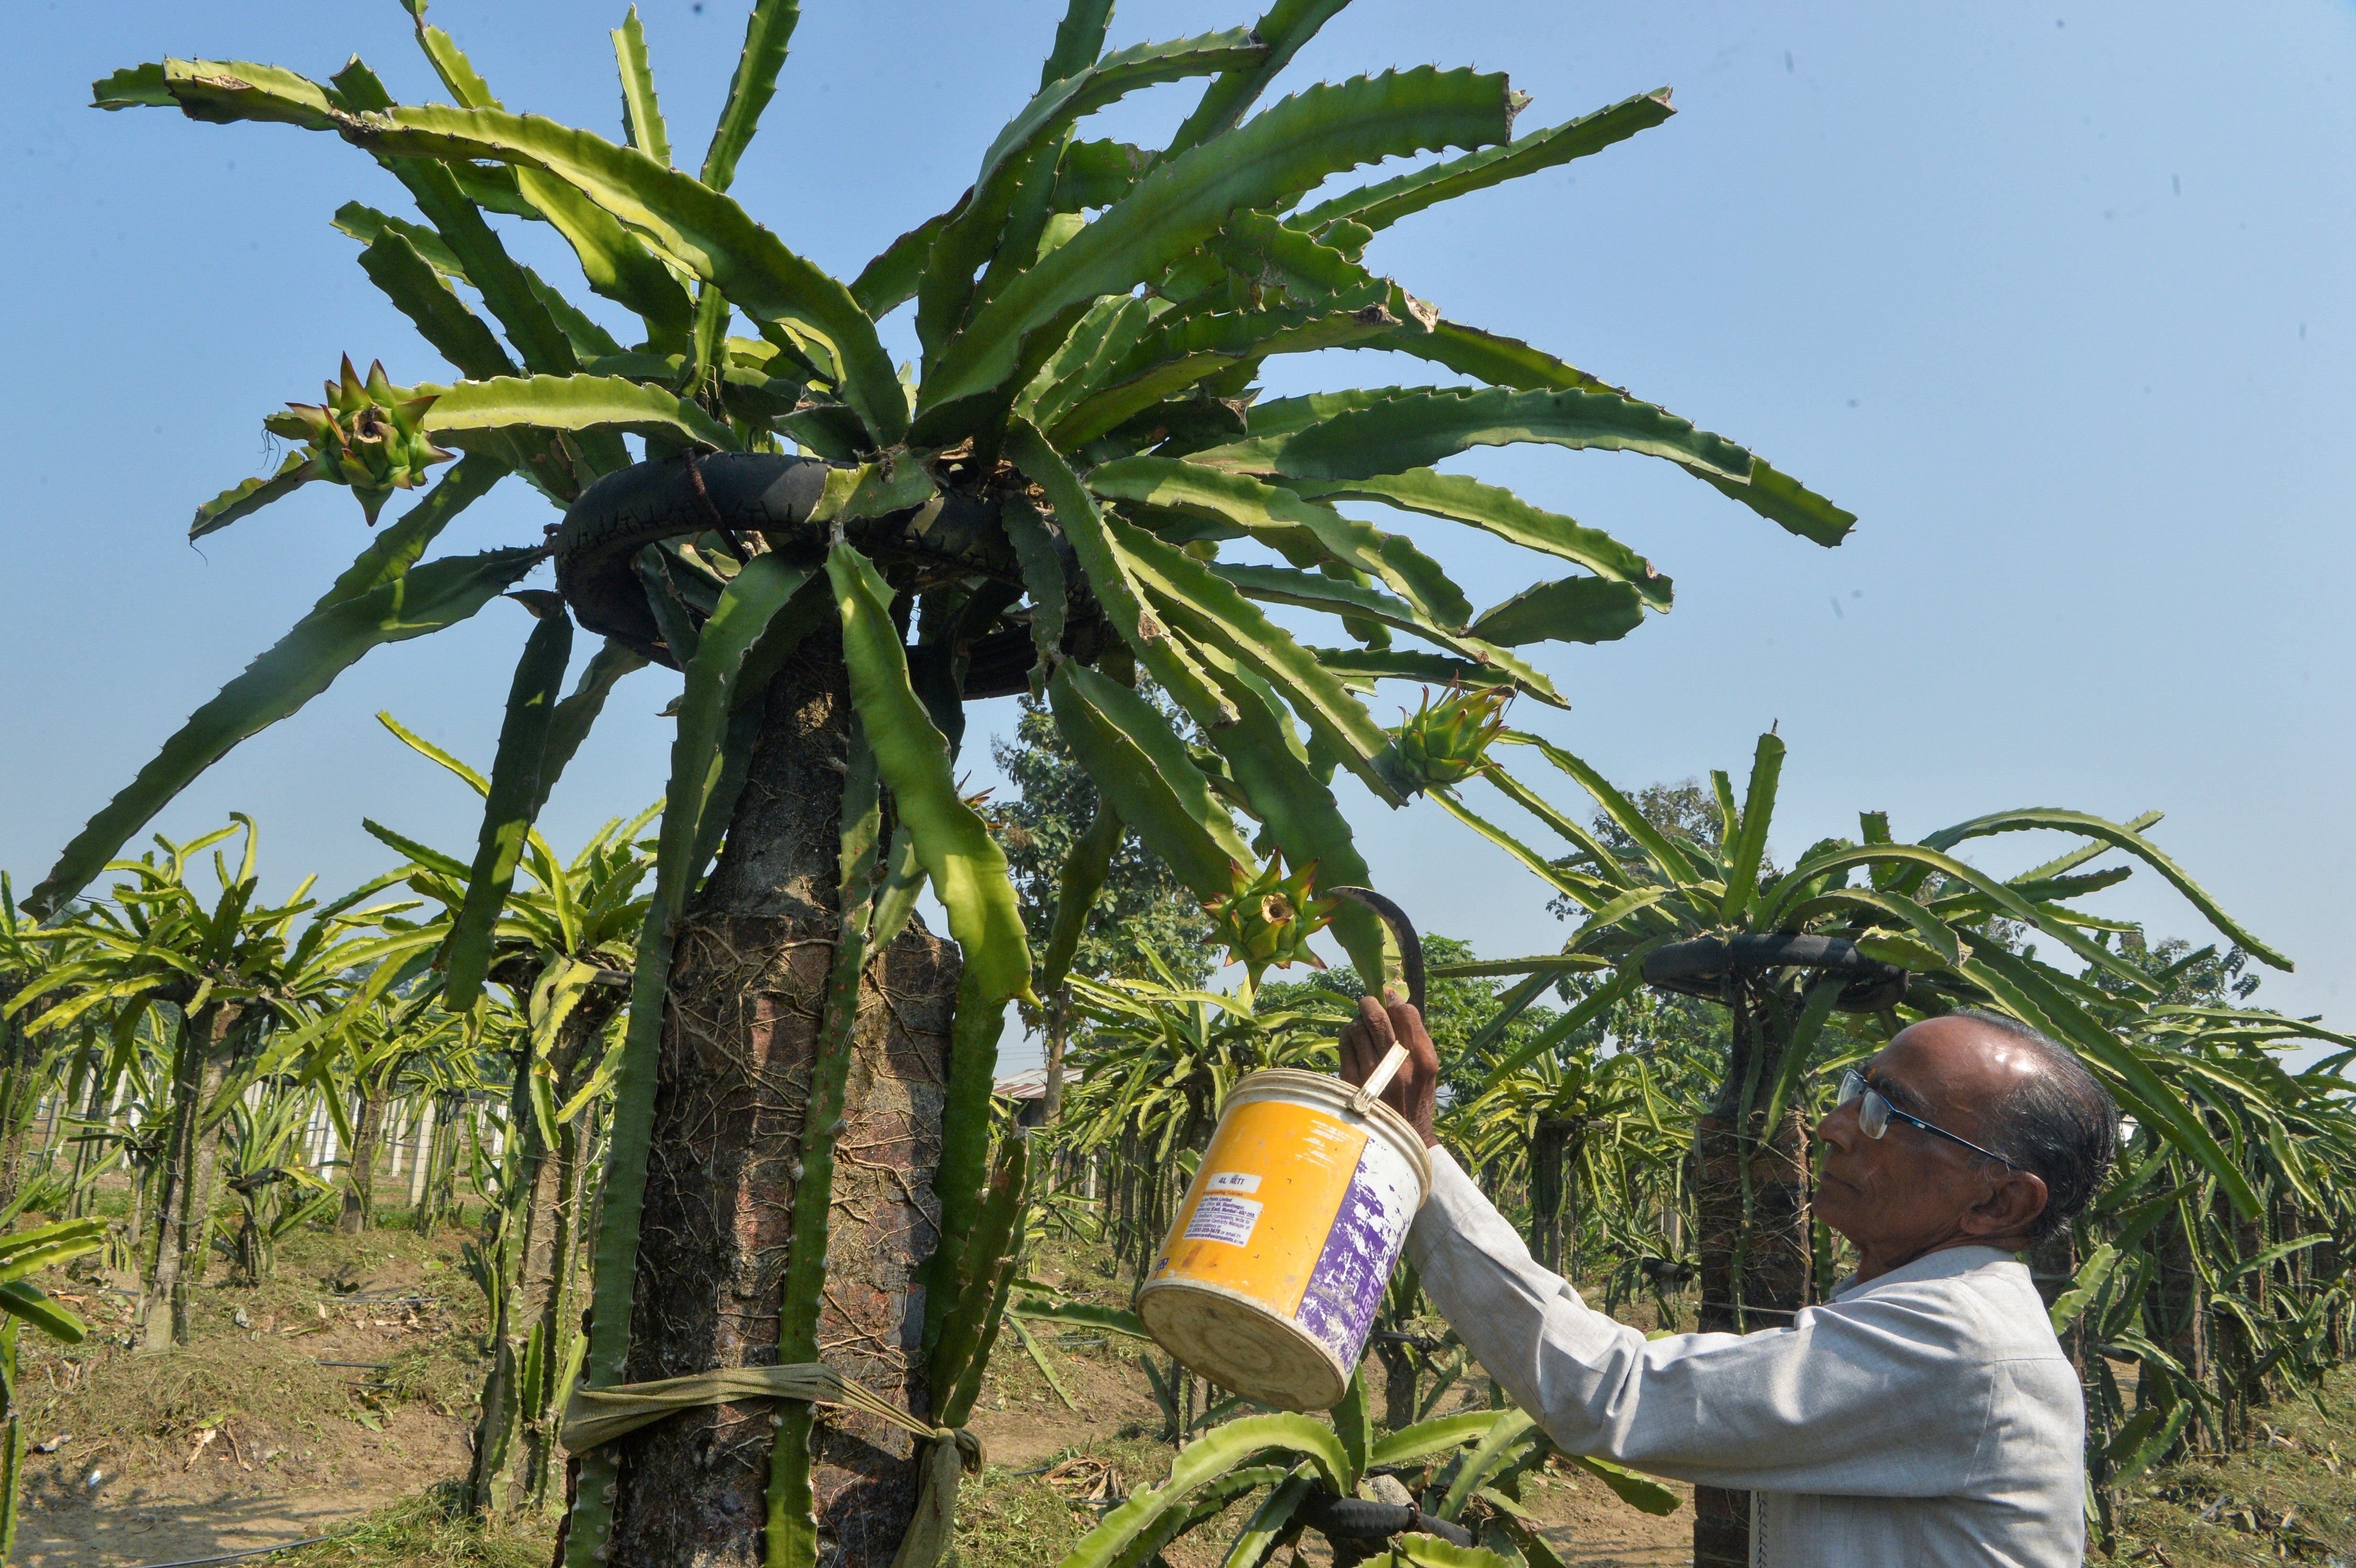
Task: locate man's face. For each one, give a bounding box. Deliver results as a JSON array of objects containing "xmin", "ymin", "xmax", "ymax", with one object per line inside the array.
[{"xmin": 1812, "ymin": 1017, "xmax": 2047, "ymax": 1262}]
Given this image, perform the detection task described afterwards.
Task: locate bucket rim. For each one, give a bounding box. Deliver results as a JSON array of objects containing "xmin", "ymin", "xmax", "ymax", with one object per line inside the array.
[{"xmin": 1220, "ymin": 1067, "xmax": 1434, "ymax": 1199}]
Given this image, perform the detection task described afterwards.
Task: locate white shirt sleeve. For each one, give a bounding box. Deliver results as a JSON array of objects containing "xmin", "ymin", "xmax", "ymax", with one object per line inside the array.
[{"xmin": 1405, "ymin": 1146, "xmax": 2002, "ymax": 1497}]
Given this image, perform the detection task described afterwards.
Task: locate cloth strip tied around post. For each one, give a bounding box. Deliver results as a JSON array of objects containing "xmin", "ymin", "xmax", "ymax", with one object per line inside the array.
[{"xmin": 561, "ymin": 1363, "xmax": 983, "ymax": 1568}]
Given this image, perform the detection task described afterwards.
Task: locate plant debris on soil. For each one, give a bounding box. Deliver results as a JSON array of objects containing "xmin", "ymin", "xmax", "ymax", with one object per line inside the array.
[
  {"xmin": 2100, "ymin": 1374, "xmax": 2356, "ymax": 1566},
  {"xmin": 13, "ymin": 1221, "xmax": 494, "ymax": 1568}
]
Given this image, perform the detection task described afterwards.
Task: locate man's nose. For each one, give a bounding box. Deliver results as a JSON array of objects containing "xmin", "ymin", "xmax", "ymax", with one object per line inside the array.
[{"xmin": 1815, "ymin": 1098, "xmax": 1860, "ymax": 1153}]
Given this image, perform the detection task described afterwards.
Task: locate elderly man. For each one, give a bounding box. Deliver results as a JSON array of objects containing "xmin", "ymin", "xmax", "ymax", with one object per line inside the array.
[{"xmin": 1339, "ymin": 1003, "xmax": 2118, "ymax": 1568}]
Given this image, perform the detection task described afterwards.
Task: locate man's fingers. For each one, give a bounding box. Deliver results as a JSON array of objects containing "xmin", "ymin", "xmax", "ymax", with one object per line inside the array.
[
  {"xmin": 1385, "ymin": 999, "xmax": 1440, "ymax": 1077},
  {"xmin": 1340, "ymin": 996, "xmax": 1393, "ymax": 1085},
  {"xmin": 1384, "ymin": 996, "xmax": 1431, "ymax": 1044}
]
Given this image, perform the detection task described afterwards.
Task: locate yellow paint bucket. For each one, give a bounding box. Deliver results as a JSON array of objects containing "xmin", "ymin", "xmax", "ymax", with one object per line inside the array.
[{"xmin": 1137, "ymin": 1068, "xmax": 1432, "ymax": 1412}]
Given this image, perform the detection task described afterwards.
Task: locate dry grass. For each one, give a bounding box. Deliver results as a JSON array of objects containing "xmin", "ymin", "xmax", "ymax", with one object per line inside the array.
[
  {"xmin": 270, "ymin": 1483, "xmax": 554, "ymax": 1568},
  {"xmin": 13, "ymin": 1213, "xmax": 490, "ymax": 1561},
  {"xmin": 951, "ymin": 1456, "xmax": 1116, "ymax": 1568},
  {"xmin": 24, "ymin": 1330, "xmax": 358, "ymax": 1473}
]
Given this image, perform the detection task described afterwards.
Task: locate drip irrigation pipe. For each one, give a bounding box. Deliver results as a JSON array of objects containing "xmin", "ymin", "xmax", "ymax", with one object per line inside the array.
[{"xmin": 111, "ymin": 1535, "xmax": 333, "ymax": 1567}]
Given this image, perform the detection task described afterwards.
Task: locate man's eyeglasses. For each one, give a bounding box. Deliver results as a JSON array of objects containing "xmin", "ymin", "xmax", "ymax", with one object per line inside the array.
[{"xmin": 1835, "ymin": 1069, "xmax": 2018, "ymax": 1169}]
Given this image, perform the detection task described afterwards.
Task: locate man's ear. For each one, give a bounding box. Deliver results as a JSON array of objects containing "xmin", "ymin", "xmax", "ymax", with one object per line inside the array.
[{"xmin": 1962, "ymin": 1167, "xmax": 2050, "ymax": 1241}]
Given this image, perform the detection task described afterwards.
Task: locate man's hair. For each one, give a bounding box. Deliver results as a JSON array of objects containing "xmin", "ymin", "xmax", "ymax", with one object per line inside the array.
[{"xmin": 1952, "ymin": 1009, "xmax": 2120, "ymax": 1241}]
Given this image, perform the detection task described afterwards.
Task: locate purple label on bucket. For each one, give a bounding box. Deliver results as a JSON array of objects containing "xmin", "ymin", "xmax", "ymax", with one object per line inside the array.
[{"xmin": 1294, "ymin": 1142, "xmax": 1415, "ymax": 1369}]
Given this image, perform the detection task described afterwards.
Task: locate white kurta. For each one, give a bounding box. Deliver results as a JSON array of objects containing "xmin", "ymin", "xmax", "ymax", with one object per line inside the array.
[{"xmin": 1406, "ymin": 1147, "xmax": 2086, "ymax": 1567}]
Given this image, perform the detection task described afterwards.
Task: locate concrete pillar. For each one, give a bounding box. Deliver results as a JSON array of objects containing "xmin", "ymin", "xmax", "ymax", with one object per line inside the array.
[{"xmin": 409, "ymin": 1099, "xmax": 438, "ymax": 1206}]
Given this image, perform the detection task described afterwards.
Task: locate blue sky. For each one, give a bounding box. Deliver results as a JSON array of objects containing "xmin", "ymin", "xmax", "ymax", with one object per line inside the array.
[{"xmin": 5, "ymin": 1, "xmax": 2351, "ymax": 1071}]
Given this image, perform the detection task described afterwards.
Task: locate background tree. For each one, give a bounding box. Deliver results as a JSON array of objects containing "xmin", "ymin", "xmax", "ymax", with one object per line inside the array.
[
  {"xmin": 217, "ymin": 1074, "xmax": 346, "ymax": 1282},
  {"xmin": 9, "ymin": 821, "xmax": 426, "ymax": 1348},
  {"xmin": 335, "ymin": 993, "xmax": 465, "ymax": 1233},
  {"xmin": 1551, "ymin": 777, "xmax": 1726, "ymax": 883},
  {"xmin": 989, "ymin": 690, "xmax": 1219, "ymax": 989},
  {"xmin": 987, "ymin": 683, "xmax": 1228, "ymax": 1131},
  {"xmin": 56, "ymin": 4, "xmax": 1854, "ymax": 1560}
]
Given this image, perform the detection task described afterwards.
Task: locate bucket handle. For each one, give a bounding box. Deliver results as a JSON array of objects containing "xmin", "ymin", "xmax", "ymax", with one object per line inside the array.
[
  {"xmin": 1349, "ymin": 1041, "xmax": 1412, "ymax": 1117},
  {"xmin": 1327, "ymin": 886, "xmax": 1423, "ymax": 1119}
]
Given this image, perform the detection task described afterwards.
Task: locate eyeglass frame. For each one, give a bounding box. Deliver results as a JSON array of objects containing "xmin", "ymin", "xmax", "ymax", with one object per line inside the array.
[{"xmin": 1834, "ymin": 1069, "xmax": 2019, "ymax": 1170}]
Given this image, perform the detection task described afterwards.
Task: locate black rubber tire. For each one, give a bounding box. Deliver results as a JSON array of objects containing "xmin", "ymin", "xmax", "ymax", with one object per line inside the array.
[
  {"xmin": 554, "ymin": 453, "xmax": 830, "ymax": 666},
  {"xmin": 950, "ymin": 628, "xmax": 1019, "ymax": 702},
  {"xmin": 1295, "ymin": 1492, "xmax": 1474, "ymax": 1547},
  {"xmin": 554, "ymin": 451, "xmax": 1113, "ymax": 687},
  {"xmin": 1641, "ymin": 933, "xmax": 1908, "ymax": 1013}
]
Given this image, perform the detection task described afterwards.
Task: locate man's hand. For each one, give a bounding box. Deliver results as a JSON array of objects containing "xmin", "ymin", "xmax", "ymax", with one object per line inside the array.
[{"xmin": 1339, "ymin": 991, "xmax": 1440, "ymax": 1147}]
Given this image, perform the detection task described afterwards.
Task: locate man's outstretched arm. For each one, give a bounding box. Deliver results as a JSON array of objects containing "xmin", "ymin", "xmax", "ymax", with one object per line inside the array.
[
  {"xmin": 1340, "ymin": 996, "xmax": 1998, "ymax": 1498},
  {"xmin": 1407, "ymin": 1146, "xmax": 1998, "ymax": 1496}
]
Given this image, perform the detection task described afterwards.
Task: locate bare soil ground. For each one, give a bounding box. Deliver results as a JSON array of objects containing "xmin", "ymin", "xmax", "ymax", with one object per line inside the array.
[
  {"xmin": 13, "ymin": 1223, "xmax": 493, "ymax": 1568},
  {"xmin": 6, "ymin": 1216, "xmax": 2350, "ymax": 1566}
]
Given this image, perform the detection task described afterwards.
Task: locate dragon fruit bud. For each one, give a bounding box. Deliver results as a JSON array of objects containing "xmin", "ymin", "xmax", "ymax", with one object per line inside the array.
[
  {"xmin": 1206, "ymin": 854, "xmax": 1335, "ymax": 984},
  {"xmin": 262, "ymin": 357, "xmax": 453, "ymax": 524},
  {"xmin": 1384, "ymin": 684, "xmax": 1512, "ymax": 795}
]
